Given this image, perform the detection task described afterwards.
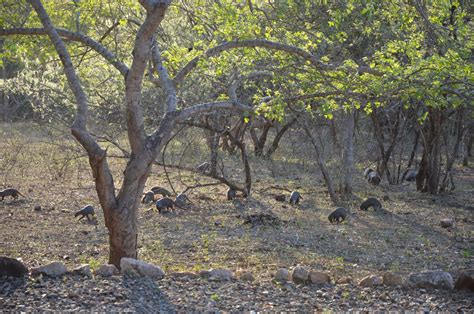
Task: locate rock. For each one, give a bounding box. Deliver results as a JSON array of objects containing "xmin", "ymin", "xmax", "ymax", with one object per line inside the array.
[
  {"xmin": 383, "ymin": 272, "xmax": 404, "ymax": 286},
  {"xmin": 440, "ymin": 218, "xmax": 453, "ymax": 228},
  {"xmin": 309, "ymin": 271, "xmax": 331, "ymax": 284},
  {"xmin": 209, "ymin": 268, "xmax": 233, "ymax": 281},
  {"xmin": 94, "ymin": 264, "xmax": 118, "ymax": 277},
  {"xmin": 337, "ymin": 276, "xmax": 352, "ymax": 284},
  {"xmin": 454, "ymin": 269, "xmax": 474, "ymax": 292},
  {"xmin": 70, "ymin": 264, "xmax": 92, "ymax": 277},
  {"xmin": 33, "ymin": 205, "xmax": 42, "ymax": 211},
  {"xmin": 359, "ymin": 275, "xmax": 383, "ymax": 287},
  {"xmin": 0, "ymin": 256, "xmax": 28, "ymax": 277},
  {"xmin": 120, "ymin": 258, "xmax": 165, "ymax": 280},
  {"xmin": 31, "ymin": 262, "xmax": 67, "ymax": 277},
  {"xmin": 407, "ymin": 270, "xmax": 454, "ymax": 290},
  {"xmin": 292, "ymin": 266, "xmax": 309, "ymax": 284},
  {"xmin": 274, "ymin": 268, "xmax": 290, "ymax": 282},
  {"xmin": 237, "ymin": 271, "xmax": 254, "ymax": 282}
]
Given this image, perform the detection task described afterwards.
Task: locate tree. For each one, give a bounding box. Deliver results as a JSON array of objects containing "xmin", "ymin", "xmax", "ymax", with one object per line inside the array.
[{"xmin": 1, "ymin": 0, "xmax": 252, "ymax": 267}]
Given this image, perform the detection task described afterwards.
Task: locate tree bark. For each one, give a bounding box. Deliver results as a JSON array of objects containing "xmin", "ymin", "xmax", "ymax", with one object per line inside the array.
[
  {"xmin": 265, "ymin": 117, "xmax": 297, "ymax": 158},
  {"xmin": 342, "ymin": 109, "xmax": 355, "ymax": 194},
  {"xmin": 440, "ymin": 107, "xmax": 464, "ymax": 192},
  {"xmin": 302, "ymin": 123, "xmax": 338, "ymax": 204}
]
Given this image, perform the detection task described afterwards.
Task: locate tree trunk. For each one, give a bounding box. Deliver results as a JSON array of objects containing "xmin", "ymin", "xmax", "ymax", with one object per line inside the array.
[
  {"xmin": 253, "ymin": 122, "xmax": 272, "ymax": 157},
  {"xmin": 439, "ymin": 107, "xmax": 464, "ymax": 192},
  {"xmin": 302, "ymin": 123, "xmax": 338, "ymax": 204},
  {"xmin": 342, "ymin": 109, "xmax": 355, "ymax": 194},
  {"xmin": 417, "ymin": 107, "xmax": 443, "ymax": 194},
  {"xmin": 265, "ymin": 117, "xmax": 297, "ymax": 158}
]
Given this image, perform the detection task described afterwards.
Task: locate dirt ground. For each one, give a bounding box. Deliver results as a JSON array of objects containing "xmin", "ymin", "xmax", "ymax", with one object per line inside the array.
[{"xmin": 0, "ymin": 123, "xmax": 473, "ymax": 310}]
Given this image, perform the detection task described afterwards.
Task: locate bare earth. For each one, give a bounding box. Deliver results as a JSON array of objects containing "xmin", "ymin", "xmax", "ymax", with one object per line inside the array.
[{"xmin": 0, "ymin": 126, "xmax": 473, "ymax": 311}]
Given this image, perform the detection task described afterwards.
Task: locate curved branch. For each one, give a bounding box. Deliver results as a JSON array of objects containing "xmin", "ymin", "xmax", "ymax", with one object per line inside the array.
[
  {"xmin": 151, "ymin": 38, "xmax": 177, "ymax": 111},
  {"xmin": 126, "ymin": 2, "xmax": 168, "ymax": 154},
  {"xmin": 0, "ymin": 27, "xmax": 129, "ymax": 77},
  {"xmin": 173, "ymin": 39, "xmax": 381, "ymax": 85},
  {"xmin": 27, "ymin": 0, "xmax": 116, "ymax": 211},
  {"xmin": 175, "ymin": 101, "xmax": 253, "ymax": 123}
]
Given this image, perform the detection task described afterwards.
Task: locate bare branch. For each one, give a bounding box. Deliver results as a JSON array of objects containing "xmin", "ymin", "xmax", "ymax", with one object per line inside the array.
[
  {"xmin": 176, "ymin": 101, "xmax": 253, "ymax": 123},
  {"xmin": 151, "ymin": 38, "xmax": 177, "ymax": 111},
  {"xmin": 126, "ymin": 3, "xmax": 168, "ymax": 154},
  {"xmin": 173, "ymin": 39, "xmax": 381, "ymax": 85},
  {"xmin": 27, "ymin": 0, "xmax": 117, "ymax": 210},
  {"xmin": 0, "ymin": 27, "xmax": 129, "ymax": 76}
]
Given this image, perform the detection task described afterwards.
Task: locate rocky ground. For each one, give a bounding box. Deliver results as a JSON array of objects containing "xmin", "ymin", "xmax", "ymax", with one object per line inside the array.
[{"xmin": 1, "ymin": 273, "xmax": 473, "ymax": 312}]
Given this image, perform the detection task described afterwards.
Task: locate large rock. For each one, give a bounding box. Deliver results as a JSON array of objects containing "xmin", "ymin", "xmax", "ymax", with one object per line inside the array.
[
  {"xmin": 209, "ymin": 268, "xmax": 233, "ymax": 281},
  {"xmin": 309, "ymin": 271, "xmax": 331, "ymax": 285},
  {"xmin": 120, "ymin": 258, "xmax": 165, "ymax": 280},
  {"xmin": 407, "ymin": 270, "xmax": 454, "ymax": 290},
  {"xmin": 31, "ymin": 262, "xmax": 67, "ymax": 277},
  {"xmin": 359, "ymin": 275, "xmax": 383, "ymax": 287},
  {"xmin": 382, "ymin": 272, "xmax": 404, "ymax": 286},
  {"xmin": 454, "ymin": 269, "xmax": 474, "ymax": 292},
  {"xmin": 292, "ymin": 266, "xmax": 309, "ymax": 284},
  {"xmin": 274, "ymin": 268, "xmax": 290, "ymax": 282},
  {"xmin": 94, "ymin": 264, "xmax": 118, "ymax": 277},
  {"xmin": 70, "ymin": 264, "xmax": 92, "ymax": 277},
  {"xmin": 0, "ymin": 256, "xmax": 28, "ymax": 277}
]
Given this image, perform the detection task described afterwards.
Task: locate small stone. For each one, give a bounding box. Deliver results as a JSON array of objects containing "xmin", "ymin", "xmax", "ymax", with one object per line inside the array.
[
  {"xmin": 440, "ymin": 218, "xmax": 453, "ymax": 228},
  {"xmin": 209, "ymin": 268, "xmax": 233, "ymax": 281},
  {"xmin": 274, "ymin": 268, "xmax": 290, "ymax": 282},
  {"xmin": 337, "ymin": 276, "xmax": 352, "ymax": 284},
  {"xmin": 292, "ymin": 266, "xmax": 309, "ymax": 284},
  {"xmin": 120, "ymin": 258, "xmax": 165, "ymax": 280},
  {"xmin": 34, "ymin": 205, "xmax": 42, "ymax": 211},
  {"xmin": 0, "ymin": 256, "xmax": 28, "ymax": 277},
  {"xmin": 382, "ymin": 272, "xmax": 404, "ymax": 286},
  {"xmin": 407, "ymin": 270, "xmax": 454, "ymax": 290},
  {"xmin": 309, "ymin": 271, "xmax": 331, "ymax": 284},
  {"xmin": 70, "ymin": 264, "xmax": 92, "ymax": 277},
  {"xmin": 31, "ymin": 262, "xmax": 67, "ymax": 277},
  {"xmin": 359, "ymin": 275, "xmax": 383, "ymax": 287}
]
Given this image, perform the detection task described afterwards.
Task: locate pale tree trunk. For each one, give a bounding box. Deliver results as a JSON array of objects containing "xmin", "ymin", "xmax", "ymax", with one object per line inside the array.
[
  {"xmin": 301, "ymin": 122, "xmax": 338, "ymax": 204},
  {"xmin": 439, "ymin": 107, "xmax": 465, "ymax": 192},
  {"xmin": 342, "ymin": 109, "xmax": 355, "ymax": 194}
]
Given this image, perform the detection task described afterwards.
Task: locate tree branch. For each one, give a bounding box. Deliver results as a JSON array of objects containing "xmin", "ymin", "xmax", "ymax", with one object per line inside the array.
[
  {"xmin": 126, "ymin": 2, "xmax": 168, "ymax": 154},
  {"xmin": 0, "ymin": 27, "xmax": 129, "ymax": 77},
  {"xmin": 175, "ymin": 101, "xmax": 253, "ymax": 123},
  {"xmin": 27, "ymin": 0, "xmax": 117, "ymax": 211},
  {"xmin": 173, "ymin": 39, "xmax": 381, "ymax": 85},
  {"xmin": 151, "ymin": 38, "xmax": 177, "ymax": 111}
]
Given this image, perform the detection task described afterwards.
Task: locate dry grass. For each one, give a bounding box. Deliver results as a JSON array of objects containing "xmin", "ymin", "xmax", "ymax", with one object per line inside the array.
[{"xmin": 0, "ymin": 122, "xmax": 473, "ymax": 282}]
